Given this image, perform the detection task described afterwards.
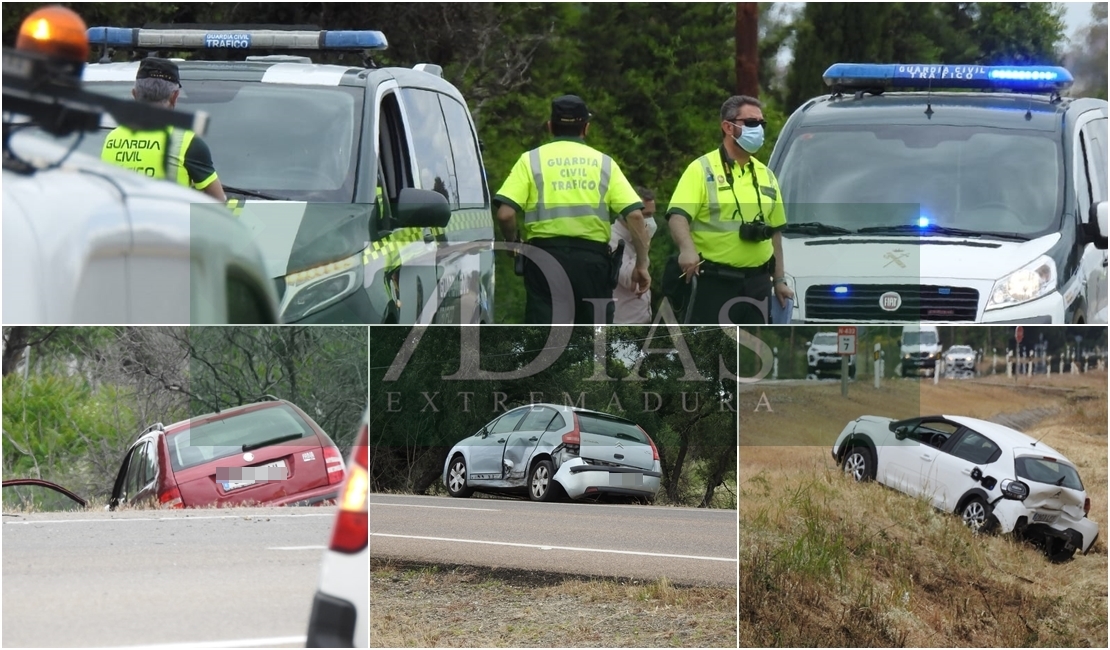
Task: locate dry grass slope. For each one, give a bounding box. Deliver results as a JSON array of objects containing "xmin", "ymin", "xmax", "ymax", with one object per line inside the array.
[
  {"xmin": 371, "ymin": 558, "xmax": 738, "ymax": 648},
  {"xmin": 740, "ymin": 373, "xmax": 1108, "ymax": 647}
]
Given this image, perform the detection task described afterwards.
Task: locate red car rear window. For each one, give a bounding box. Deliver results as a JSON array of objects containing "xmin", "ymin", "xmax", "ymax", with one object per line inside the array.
[{"xmin": 167, "ymin": 405, "xmax": 315, "ymax": 471}]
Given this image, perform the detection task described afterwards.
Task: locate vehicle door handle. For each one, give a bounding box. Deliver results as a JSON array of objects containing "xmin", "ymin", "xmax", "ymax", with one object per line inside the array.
[
  {"xmin": 920, "ymin": 454, "xmax": 933, "ymax": 460},
  {"xmin": 614, "ymin": 454, "xmax": 624, "ymax": 460},
  {"xmin": 529, "ymin": 437, "xmax": 538, "ymax": 442},
  {"xmin": 497, "ymin": 439, "xmax": 506, "ymax": 443}
]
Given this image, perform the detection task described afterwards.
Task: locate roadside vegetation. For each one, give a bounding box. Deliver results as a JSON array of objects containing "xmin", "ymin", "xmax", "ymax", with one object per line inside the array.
[
  {"xmin": 371, "ymin": 558, "xmax": 737, "ymax": 648},
  {"xmin": 740, "ymin": 372, "xmax": 1108, "ymax": 646},
  {"xmin": 2, "ymin": 326, "xmax": 368, "ymax": 508}
]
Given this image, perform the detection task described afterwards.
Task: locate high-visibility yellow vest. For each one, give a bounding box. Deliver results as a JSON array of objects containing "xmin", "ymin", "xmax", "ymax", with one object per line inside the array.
[
  {"xmin": 101, "ymin": 126, "xmax": 194, "ymax": 187},
  {"xmin": 520, "ymin": 140, "xmax": 619, "ymax": 244}
]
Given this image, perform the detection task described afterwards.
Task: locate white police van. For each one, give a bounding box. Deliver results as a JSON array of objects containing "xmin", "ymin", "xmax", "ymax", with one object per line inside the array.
[
  {"xmin": 3, "ymin": 8, "xmax": 278, "ymax": 324},
  {"xmin": 770, "ymin": 63, "xmax": 1109, "ymax": 324},
  {"xmin": 75, "ymin": 25, "xmax": 495, "ymax": 325}
]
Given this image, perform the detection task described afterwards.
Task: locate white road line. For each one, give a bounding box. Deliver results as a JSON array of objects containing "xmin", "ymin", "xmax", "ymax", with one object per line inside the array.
[
  {"xmin": 370, "ymin": 532, "xmax": 737, "ymax": 562},
  {"xmin": 5, "ymin": 513, "xmax": 333, "ymax": 525},
  {"xmin": 370, "ymin": 502, "xmax": 500, "ymax": 512},
  {"xmin": 268, "ymin": 545, "xmax": 326, "ymax": 550},
  {"xmin": 111, "ymin": 635, "xmax": 306, "ymax": 649}
]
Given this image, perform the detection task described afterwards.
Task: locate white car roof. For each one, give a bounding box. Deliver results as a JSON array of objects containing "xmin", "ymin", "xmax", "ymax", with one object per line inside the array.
[{"xmin": 944, "ymin": 415, "xmax": 1067, "ymax": 458}]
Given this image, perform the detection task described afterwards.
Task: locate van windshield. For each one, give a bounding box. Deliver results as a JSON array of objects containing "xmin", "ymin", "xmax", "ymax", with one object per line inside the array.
[
  {"xmin": 22, "ymin": 80, "xmax": 364, "ymax": 203},
  {"xmin": 903, "ymin": 331, "xmax": 938, "ymax": 346},
  {"xmin": 776, "ymin": 125, "xmax": 1063, "ymax": 239}
]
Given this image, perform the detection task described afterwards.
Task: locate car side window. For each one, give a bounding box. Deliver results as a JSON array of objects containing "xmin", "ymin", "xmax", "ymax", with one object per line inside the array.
[
  {"xmin": 947, "ymin": 430, "xmax": 1001, "ymax": 465},
  {"xmin": 490, "ymin": 409, "xmax": 528, "ymax": 435},
  {"xmin": 123, "ymin": 447, "xmax": 144, "ymax": 502},
  {"xmin": 378, "ymin": 91, "xmax": 415, "ymax": 205},
  {"xmin": 546, "ymin": 412, "xmax": 566, "ymax": 432},
  {"xmin": 143, "ymin": 441, "xmax": 157, "ymax": 488},
  {"xmin": 517, "ymin": 406, "xmax": 556, "ymax": 432},
  {"xmin": 439, "ymin": 95, "xmax": 488, "ymax": 208},
  {"xmin": 911, "ymin": 420, "xmax": 959, "ymax": 447},
  {"xmin": 1087, "ymin": 118, "xmax": 1107, "ymax": 203},
  {"xmin": 400, "ymin": 88, "xmax": 457, "ymax": 206}
]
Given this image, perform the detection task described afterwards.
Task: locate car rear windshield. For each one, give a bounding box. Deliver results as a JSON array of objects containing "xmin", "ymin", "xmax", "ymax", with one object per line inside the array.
[
  {"xmin": 167, "ymin": 404, "xmax": 316, "ymax": 471},
  {"xmin": 576, "ymin": 413, "xmax": 650, "ymax": 445},
  {"xmin": 776, "ymin": 124, "xmax": 1063, "ymax": 239},
  {"xmin": 31, "ymin": 79, "xmax": 364, "ymax": 203},
  {"xmin": 1015, "ymin": 456, "xmax": 1083, "ymax": 491}
]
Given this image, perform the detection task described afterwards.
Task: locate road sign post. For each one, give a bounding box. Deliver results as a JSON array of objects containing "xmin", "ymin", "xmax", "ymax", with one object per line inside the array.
[{"xmin": 838, "ymin": 327, "xmax": 856, "ymax": 397}]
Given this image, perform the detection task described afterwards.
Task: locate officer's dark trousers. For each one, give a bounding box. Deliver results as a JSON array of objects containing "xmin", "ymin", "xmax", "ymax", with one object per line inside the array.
[
  {"xmin": 523, "ymin": 237, "xmax": 615, "ymax": 325},
  {"xmin": 686, "ymin": 261, "xmax": 772, "ymax": 325}
]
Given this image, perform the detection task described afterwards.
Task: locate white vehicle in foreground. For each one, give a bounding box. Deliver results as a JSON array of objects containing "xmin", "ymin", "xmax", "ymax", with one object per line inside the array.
[{"xmin": 832, "ymin": 414, "xmax": 1098, "ymax": 562}]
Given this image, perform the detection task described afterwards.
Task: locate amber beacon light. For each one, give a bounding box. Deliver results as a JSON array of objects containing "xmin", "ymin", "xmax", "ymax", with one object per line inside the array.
[{"xmin": 16, "ymin": 5, "xmax": 89, "ymax": 62}]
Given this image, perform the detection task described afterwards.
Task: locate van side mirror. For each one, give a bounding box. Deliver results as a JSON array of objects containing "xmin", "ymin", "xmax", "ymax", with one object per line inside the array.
[
  {"xmin": 395, "ymin": 187, "xmax": 451, "ymax": 229},
  {"xmin": 805, "ymin": 341, "xmax": 811, "ymax": 347}
]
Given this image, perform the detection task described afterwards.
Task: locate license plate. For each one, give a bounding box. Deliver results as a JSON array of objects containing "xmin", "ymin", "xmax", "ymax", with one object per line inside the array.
[
  {"xmin": 220, "ymin": 460, "xmax": 287, "ymax": 492},
  {"xmin": 609, "ymin": 472, "xmax": 643, "ymax": 487},
  {"xmin": 1033, "ymin": 512, "xmax": 1058, "ymax": 524}
]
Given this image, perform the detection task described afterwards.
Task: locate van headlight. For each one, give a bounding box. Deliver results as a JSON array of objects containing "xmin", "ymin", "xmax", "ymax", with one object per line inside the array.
[
  {"xmin": 986, "ymin": 256, "xmax": 1056, "ymax": 311},
  {"xmin": 280, "ymin": 250, "xmax": 366, "ymax": 321}
]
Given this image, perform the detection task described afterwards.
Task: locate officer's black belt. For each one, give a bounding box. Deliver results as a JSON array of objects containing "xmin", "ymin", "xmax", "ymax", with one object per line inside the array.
[
  {"xmin": 528, "ymin": 236, "xmax": 609, "ymax": 255},
  {"xmin": 700, "ymin": 258, "xmax": 773, "ymax": 280}
]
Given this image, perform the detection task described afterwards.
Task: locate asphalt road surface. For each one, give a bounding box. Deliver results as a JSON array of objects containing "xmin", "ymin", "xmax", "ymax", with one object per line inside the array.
[
  {"xmin": 370, "ymin": 494, "xmax": 737, "ymax": 587},
  {"xmin": 2, "ymin": 506, "xmax": 336, "ymax": 648}
]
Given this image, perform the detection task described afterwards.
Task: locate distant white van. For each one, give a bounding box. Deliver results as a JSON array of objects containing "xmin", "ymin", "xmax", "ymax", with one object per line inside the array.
[{"xmin": 900, "ymin": 325, "xmax": 942, "ymax": 377}]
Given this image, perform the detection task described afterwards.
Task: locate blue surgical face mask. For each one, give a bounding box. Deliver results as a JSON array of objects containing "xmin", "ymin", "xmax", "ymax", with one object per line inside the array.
[{"xmin": 734, "ymin": 124, "xmax": 764, "ymax": 154}]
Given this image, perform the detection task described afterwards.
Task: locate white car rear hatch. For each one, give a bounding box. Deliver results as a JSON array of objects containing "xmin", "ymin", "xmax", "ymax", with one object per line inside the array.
[
  {"xmin": 1012, "ymin": 450, "xmax": 1088, "ymax": 521},
  {"xmin": 575, "ymin": 412, "xmax": 655, "ymax": 471}
]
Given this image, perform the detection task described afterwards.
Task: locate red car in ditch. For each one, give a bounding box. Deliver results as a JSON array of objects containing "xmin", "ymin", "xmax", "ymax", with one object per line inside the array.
[{"xmin": 109, "ymin": 397, "xmax": 346, "ymax": 509}]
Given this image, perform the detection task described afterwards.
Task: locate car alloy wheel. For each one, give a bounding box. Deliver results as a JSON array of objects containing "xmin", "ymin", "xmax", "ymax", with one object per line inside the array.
[
  {"xmin": 447, "ymin": 457, "xmax": 473, "ymax": 498},
  {"xmin": 961, "ymin": 498, "xmax": 989, "ymax": 531},
  {"xmin": 529, "ymin": 460, "xmax": 555, "ymax": 502},
  {"xmin": 843, "ymin": 448, "xmax": 872, "ymax": 482}
]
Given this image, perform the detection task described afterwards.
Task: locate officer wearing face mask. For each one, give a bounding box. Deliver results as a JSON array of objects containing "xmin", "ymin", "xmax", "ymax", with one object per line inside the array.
[
  {"xmin": 665, "ymin": 95, "xmax": 792, "ymax": 325},
  {"xmin": 610, "ymin": 186, "xmax": 658, "ymax": 324}
]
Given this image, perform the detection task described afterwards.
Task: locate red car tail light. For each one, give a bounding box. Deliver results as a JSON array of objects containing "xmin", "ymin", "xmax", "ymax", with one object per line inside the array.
[
  {"xmin": 323, "ymin": 445, "xmax": 346, "ymax": 485},
  {"xmin": 563, "ymin": 416, "xmax": 581, "ymax": 447},
  {"xmin": 1085, "ymin": 497, "xmax": 1091, "ymax": 516},
  {"xmin": 159, "ymin": 486, "xmax": 184, "ymax": 509},
  {"xmin": 329, "ymin": 425, "xmax": 367, "ymax": 554},
  {"xmin": 640, "ymin": 427, "xmax": 660, "ymax": 461}
]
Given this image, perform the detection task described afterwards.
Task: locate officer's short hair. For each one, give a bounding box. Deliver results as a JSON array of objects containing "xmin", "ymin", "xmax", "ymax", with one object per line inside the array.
[
  {"xmin": 134, "ymin": 77, "xmax": 179, "ymax": 105},
  {"xmin": 720, "ymin": 95, "xmax": 763, "ymax": 122},
  {"xmin": 636, "ymin": 186, "xmax": 655, "ymax": 202}
]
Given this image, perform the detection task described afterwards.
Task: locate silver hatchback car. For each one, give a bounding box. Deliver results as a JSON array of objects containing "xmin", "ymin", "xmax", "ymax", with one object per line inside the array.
[{"xmin": 443, "ymin": 404, "xmax": 662, "ymax": 503}]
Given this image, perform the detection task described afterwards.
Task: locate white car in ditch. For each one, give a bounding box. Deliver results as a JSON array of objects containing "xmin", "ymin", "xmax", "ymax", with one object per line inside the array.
[{"xmin": 832, "ymin": 414, "xmax": 1098, "ymax": 562}]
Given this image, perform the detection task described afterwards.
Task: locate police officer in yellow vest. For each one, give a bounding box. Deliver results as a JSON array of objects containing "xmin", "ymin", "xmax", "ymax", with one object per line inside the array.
[
  {"xmin": 666, "ymin": 95, "xmax": 793, "ymax": 324},
  {"xmin": 101, "ymin": 58, "xmax": 225, "ymax": 201},
  {"xmin": 494, "ymin": 95, "xmax": 651, "ymax": 324}
]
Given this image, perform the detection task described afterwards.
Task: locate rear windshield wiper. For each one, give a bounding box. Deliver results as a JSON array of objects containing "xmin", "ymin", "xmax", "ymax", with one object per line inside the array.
[
  {"xmin": 242, "ymin": 432, "xmax": 304, "ymax": 452},
  {"xmin": 783, "ymin": 222, "xmax": 854, "ymax": 236},
  {"xmin": 222, "ymin": 185, "xmax": 285, "ymax": 201},
  {"xmin": 855, "ymin": 224, "xmax": 1030, "ymax": 241}
]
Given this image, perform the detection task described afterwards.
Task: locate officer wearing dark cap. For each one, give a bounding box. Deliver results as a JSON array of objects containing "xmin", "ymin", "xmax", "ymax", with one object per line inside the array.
[
  {"xmin": 494, "ymin": 95, "xmax": 652, "ymax": 324},
  {"xmin": 101, "ymin": 57, "xmax": 225, "ymax": 200}
]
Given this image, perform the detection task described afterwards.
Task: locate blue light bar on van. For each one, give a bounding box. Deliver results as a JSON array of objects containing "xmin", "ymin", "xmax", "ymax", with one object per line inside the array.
[
  {"xmin": 822, "ymin": 63, "xmax": 1072, "ymax": 92},
  {"xmin": 86, "ymin": 27, "xmax": 388, "ymax": 51}
]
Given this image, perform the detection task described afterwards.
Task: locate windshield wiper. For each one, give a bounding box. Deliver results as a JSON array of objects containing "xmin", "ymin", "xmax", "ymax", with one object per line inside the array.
[
  {"xmin": 242, "ymin": 432, "xmax": 304, "ymax": 452},
  {"xmin": 784, "ymin": 222, "xmax": 854, "ymax": 236},
  {"xmin": 855, "ymin": 224, "xmax": 1031, "ymax": 241},
  {"xmin": 222, "ymin": 185, "xmax": 285, "ymax": 201}
]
